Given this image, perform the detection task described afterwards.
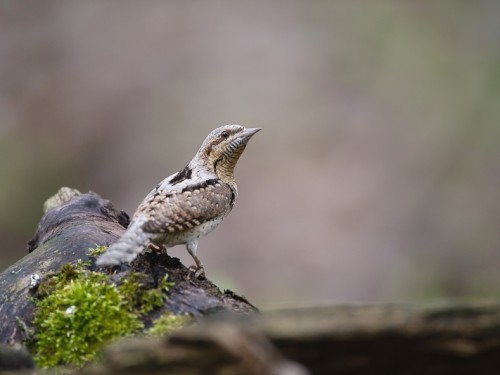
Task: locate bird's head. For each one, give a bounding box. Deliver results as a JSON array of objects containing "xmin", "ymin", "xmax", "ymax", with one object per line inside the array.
[{"xmin": 194, "ymin": 125, "xmax": 260, "ymax": 182}]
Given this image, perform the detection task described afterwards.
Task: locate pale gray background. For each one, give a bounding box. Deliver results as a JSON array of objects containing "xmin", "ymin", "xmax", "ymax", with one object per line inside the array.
[{"xmin": 1, "ymin": 1, "xmax": 500, "ymax": 308}]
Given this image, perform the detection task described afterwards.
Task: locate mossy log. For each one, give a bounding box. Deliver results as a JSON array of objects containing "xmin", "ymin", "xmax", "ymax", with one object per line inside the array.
[{"xmin": 0, "ymin": 188, "xmax": 257, "ymax": 345}]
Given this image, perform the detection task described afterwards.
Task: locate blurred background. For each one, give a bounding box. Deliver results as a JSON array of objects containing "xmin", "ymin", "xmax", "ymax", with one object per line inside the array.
[{"xmin": 1, "ymin": 1, "xmax": 500, "ymax": 308}]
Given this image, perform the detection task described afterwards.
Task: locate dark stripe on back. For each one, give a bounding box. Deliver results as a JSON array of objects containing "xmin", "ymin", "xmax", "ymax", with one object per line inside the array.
[
  {"xmin": 181, "ymin": 178, "xmax": 219, "ymax": 193},
  {"xmin": 169, "ymin": 165, "xmax": 193, "ymax": 185}
]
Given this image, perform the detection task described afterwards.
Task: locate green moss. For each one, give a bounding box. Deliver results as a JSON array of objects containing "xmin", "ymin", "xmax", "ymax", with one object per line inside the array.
[
  {"xmin": 148, "ymin": 312, "xmax": 191, "ymax": 338},
  {"xmin": 119, "ymin": 273, "xmax": 174, "ymax": 315},
  {"xmin": 36, "ymin": 264, "xmax": 82, "ymax": 298},
  {"xmin": 31, "ymin": 247, "xmax": 176, "ymax": 369},
  {"xmin": 33, "ymin": 273, "xmax": 142, "ymax": 368},
  {"xmin": 87, "ymin": 245, "xmax": 108, "ymax": 257}
]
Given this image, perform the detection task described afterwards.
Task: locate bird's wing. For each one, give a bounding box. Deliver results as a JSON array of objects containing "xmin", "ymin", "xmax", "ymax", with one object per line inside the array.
[{"xmin": 137, "ymin": 179, "xmax": 236, "ymax": 234}]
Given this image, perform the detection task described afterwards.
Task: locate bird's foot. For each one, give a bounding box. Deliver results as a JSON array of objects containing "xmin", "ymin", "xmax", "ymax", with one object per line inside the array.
[{"xmin": 188, "ymin": 265, "xmax": 206, "ymax": 279}]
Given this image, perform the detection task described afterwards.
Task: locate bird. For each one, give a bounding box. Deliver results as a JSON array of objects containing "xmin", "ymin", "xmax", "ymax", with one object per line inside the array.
[{"xmin": 96, "ymin": 125, "xmax": 260, "ymax": 276}]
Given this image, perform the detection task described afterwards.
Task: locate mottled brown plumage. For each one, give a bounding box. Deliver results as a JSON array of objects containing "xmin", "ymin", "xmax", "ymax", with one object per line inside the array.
[
  {"xmin": 140, "ymin": 180, "xmax": 234, "ymax": 234},
  {"xmin": 96, "ymin": 125, "xmax": 260, "ymax": 274}
]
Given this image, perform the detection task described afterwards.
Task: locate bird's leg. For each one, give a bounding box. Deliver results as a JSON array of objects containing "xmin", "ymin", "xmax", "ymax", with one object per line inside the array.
[{"xmin": 186, "ymin": 240, "xmax": 205, "ymax": 278}]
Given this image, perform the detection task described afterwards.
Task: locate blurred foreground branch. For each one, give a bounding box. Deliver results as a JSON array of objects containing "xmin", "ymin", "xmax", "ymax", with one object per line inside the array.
[{"xmin": 84, "ymin": 300, "xmax": 500, "ymax": 375}]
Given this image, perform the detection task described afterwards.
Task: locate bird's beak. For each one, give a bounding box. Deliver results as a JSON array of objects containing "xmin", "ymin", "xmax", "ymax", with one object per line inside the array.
[{"xmin": 240, "ymin": 128, "xmax": 261, "ymax": 141}]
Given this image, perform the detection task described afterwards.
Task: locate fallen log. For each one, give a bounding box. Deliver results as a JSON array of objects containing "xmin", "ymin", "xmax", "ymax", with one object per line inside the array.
[{"xmin": 0, "ymin": 188, "xmax": 257, "ymax": 346}]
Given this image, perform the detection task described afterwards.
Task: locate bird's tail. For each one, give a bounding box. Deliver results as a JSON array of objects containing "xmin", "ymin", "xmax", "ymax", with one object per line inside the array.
[{"xmin": 96, "ymin": 217, "xmax": 152, "ymax": 266}]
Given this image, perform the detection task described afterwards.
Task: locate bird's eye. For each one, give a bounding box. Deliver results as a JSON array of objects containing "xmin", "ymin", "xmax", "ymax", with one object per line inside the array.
[{"xmin": 221, "ymin": 131, "xmax": 229, "ymax": 139}]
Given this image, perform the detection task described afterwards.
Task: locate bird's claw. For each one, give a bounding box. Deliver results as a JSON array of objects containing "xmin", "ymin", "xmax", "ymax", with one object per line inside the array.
[
  {"xmin": 188, "ymin": 265, "xmax": 206, "ymax": 279},
  {"xmin": 195, "ymin": 267, "xmax": 205, "ymax": 279}
]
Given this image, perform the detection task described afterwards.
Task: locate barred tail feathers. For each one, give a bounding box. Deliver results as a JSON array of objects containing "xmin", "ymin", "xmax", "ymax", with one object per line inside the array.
[{"xmin": 95, "ymin": 217, "xmax": 152, "ymax": 266}]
